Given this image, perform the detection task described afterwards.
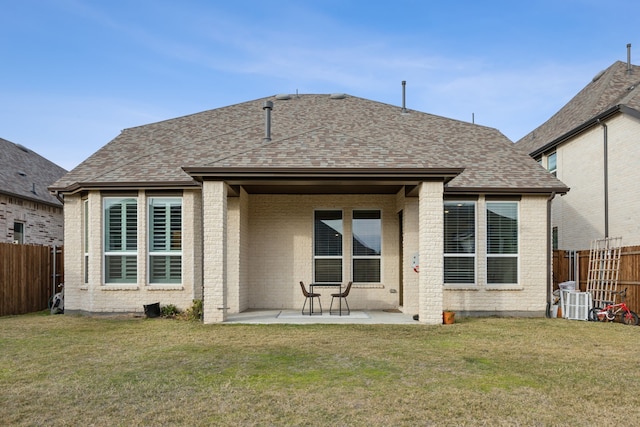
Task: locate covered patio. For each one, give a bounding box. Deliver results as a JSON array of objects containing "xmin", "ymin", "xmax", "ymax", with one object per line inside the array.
[{"xmin": 224, "ymin": 309, "xmax": 420, "ymax": 324}]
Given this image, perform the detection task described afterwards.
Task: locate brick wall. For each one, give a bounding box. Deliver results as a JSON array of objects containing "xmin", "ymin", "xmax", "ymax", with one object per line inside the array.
[
  {"xmin": 551, "ymin": 113, "xmax": 640, "ymax": 249},
  {"xmin": 65, "ymin": 190, "xmax": 202, "ymax": 316},
  {"xmin": 0, "ymin": 194, "xmax": 63, "ymax": 245},
  {"xmin": 244, "ymin": 194, "xmax": 401, "ymax": 312},
  {"xmin": 444, "ymin": 195, "xmax": 549, "ymax": 315}
]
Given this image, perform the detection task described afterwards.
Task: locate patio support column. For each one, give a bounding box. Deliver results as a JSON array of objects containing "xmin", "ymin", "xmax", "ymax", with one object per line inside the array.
[
  {"xmin": 202, "ymin": 180, "xmax": 227, "ymax": 323},
  {"xmin": 418, "ymin": 181, "xmax": 444, "ymax": 324}
]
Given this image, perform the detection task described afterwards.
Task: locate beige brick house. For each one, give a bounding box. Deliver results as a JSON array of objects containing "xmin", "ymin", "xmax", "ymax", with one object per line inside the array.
[
  {"xmin": 50, "ymin": 94, "xmax": 567, "ymax": 324},
  {"xmin": 517, "ymin": 58, "xmax": 640, "ymax": 250},
  {"xmin": 1, "ymin": 138, "xmax": 66, "ymax": 245}
]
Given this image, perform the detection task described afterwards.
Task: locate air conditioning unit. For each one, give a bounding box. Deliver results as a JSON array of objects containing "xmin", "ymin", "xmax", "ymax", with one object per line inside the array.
[{"xmin": 564, "ymin": 292, "xmax": 592, "ymax": 321}]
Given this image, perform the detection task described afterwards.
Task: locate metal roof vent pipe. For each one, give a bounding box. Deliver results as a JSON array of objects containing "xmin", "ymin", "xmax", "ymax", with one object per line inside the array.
[
  {"xmin": 627, "ymin": 43, "xmax": 632, "ymax": 74},
  {"xmin": 263, "ymin": 100, "xmax": 273, "ymax": 142},
  {"xmin": 401, "ymin": 80, "xmax": 407, "ymax": 113}
]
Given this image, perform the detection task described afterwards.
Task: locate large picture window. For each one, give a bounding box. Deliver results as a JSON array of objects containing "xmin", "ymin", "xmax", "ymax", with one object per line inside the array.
[
  {"xmin": 104, "ymin": 197, "xmax": 137, "ymax": 283},
  {"xmin": 444, "ymin": 202, "xmax": 476, "ymax": 284},
  {"xmin": 487, "ymin": 202, "xmax": 518, "ymax": 285},
  {"xmin": 352, "ymin": 210, "xmax": 381, "ymax": 282},
  {"xmin": 149, "ymin": 197, "xmax": 182, "ymax": 284},
  {"xmin": 314, "ymin": 210, "xmax": 343, "ymax": 283}
]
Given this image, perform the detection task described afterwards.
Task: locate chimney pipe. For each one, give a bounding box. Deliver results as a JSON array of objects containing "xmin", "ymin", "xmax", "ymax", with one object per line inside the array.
[
  {"xmin": 401, "ymin": 81, "xmax": 407, "ymax": 113},
  {"xmin": 627, "ymin": 43, "xmax": 632, "ymax": 74},
  {"xmin": 263, "ymin": 101, "xmax": 273, "ymax": 142}
]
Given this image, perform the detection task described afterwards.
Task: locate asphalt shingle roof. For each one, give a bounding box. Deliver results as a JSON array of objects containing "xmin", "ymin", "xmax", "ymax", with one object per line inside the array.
[
  {"xmin": 0, "ymin": 138, "xmax": 67, "ymax": 206},
  {"xmin": 516, "ymin": 61, "xmax": 640, "ymax": 154},
  {"xmin": 51, "ymin": 94, "xmax": 567, "ymax": 194}
]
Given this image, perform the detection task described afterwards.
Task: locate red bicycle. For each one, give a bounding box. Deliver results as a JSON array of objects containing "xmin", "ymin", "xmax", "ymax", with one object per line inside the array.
[{"xmin": 588, "ymin": 288, "xmax": 639, "ymax": 325}]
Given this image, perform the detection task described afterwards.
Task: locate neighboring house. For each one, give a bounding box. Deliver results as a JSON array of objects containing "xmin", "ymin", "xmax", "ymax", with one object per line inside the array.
[
  {"xmin": 0, "ymin": 137, "xmax": 66, "ymax": 245},
  {"xmin": 50, "ymin": 94, "xmax": 567, "ymax": 324},
  {"xmin": 517, "ymin": 58, "xmax": 640, "ymax": 250}
]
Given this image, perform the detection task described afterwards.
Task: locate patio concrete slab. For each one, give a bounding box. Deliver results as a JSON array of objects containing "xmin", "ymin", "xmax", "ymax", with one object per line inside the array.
[{"xmin": 224, "ymin": 309, "xmax": 419, "ymax": 324}]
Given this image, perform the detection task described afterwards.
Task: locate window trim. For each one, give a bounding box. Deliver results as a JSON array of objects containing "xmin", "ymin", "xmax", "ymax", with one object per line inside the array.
[
  {"xmin": 443, "ymin": 201, "xmax": 477, "ymax": 286},
  {"xmin": 13, "ymin": 221, "xmax": 24, "ymax": 244},
  {"xmin": 103, "ymin": 196, "xmax": 138, "ymax": 285},
  {"xmin": 486, "ymin": 201, "xmax": 519, "ymax": 286},
  {"xmin": 83, "ymin": 199, "xmax": 89, "ymax": 284},
  {"xmin": 148, "ymin": 197, "xmax": 183, "ymax": 285},
  {"xmin": 547, "ymin": 152, "xmax": 557, "ymax": 176},
  {"xmin": 313, "ymin": 210, "xmax": 344, "ymax": 283},
  {"xmin": 352, "ymin": 209, "xmax": 382, "ymax": 284}
]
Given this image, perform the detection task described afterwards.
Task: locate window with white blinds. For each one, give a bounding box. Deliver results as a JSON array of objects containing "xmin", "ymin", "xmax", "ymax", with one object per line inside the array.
[
  {"xmin": 352, "ymin": 210, "xmax": 381, "ymax": 283},
  {"xmin": 444, "ymin": 202, "xmax": 476, "ymax": 284},
  {"xmin": 486, "ymin": 202, "xmax": 518, "ymax": 285},
  {"xmin": 314, "ymin": 210, "xmax": 343, "ymax": 283},
  {"xmin": 104, "ymin": 197, "xmax": 137, "ymax": 283},
  {"xmin": 149, "ymin": 197, "xmax": 182, "ymax": 284}
]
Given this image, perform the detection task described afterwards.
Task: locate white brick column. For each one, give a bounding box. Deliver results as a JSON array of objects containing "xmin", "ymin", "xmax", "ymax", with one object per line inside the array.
[
  {"xmin": 418, "ymin": 181, "xmax": 444, "ymax": 324},
  {"xmin": 202, "ymin": 181, "xmax": 227, "ymax": 323}
]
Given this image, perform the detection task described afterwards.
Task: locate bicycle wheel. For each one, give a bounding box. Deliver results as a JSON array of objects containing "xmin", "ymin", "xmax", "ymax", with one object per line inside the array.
[
  {"xmin": 588, "ymin": 307, "xmax": 604, "ymax": 322},
  {"xmin": 621, "ymin": 310, "xmax": 639, "ymax": 326}
]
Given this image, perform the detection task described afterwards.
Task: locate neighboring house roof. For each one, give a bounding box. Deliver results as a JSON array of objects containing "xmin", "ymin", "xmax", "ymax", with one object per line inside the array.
[
  {"xmin": 50, "ymin": 94, "xmax": 567, "ymax": 195},
  {"xmin": 0, "ymin": 137, "xmax": 67, "ymax": 207},
  {"xmin": 516, "ymin": 61, "xmax": 640, "ymax": 156}
]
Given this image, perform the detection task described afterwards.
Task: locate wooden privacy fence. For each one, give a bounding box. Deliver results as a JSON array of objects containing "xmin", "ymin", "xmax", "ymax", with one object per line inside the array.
[
  {"xmin": 0, "ymin": 243, "xmax": 63, "ymax": 316},
  {"xmin": 553, "ymin": 245, "xmax": 640, "ymax": 314}
]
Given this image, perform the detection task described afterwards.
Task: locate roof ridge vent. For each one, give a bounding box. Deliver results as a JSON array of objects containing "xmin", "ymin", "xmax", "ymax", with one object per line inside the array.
[
  {"xmin": 329, "ymin": 93, "xmax": 346, "ymax": 99},
  {"xmin": 275, "ymin": 94, "xmax": 291, "ymax": 100}
]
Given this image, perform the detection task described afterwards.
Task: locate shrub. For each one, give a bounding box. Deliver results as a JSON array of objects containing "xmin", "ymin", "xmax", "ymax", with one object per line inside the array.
[
  {"xmin": 161, "ymin": 304, "xmax": 180, "ymax": 317},
  {"xmin": 181, "ymin": 299, "xmax": 203, "ymax": 321}
]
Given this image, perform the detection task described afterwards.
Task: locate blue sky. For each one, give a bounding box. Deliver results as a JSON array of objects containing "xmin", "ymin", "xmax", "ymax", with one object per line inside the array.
[{"xmin": 2, "ymin": 0, "xmax": 639, "ymax": 171}]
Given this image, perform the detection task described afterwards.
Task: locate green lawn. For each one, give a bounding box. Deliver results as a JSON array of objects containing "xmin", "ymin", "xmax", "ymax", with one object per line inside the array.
[{"xmin": 1, "ymin": 313, "xmax": 638, "ymax": 426}]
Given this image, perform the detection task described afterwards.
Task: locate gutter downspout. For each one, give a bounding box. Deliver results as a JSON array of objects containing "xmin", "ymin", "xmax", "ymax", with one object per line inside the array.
[
  {"xmin": 546, "ymin": 191, "xmax": 556, "ymax": 318},
  {"xmin": 53, "ymin": 190, "xmax": 64, "ymax": 205},
  {"xmin": 597, "ymin": 119, "xmax": 609, "ymax": 238}
]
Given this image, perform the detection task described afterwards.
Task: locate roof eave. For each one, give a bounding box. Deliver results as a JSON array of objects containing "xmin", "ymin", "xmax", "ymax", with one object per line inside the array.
[
  {"xmin": 445, "ymin": 186, "xmax": 569, "ymax": 196},
  {"xmin": 0, "ymin": 189, "xmax": 63, "ymax": 208},
  {"xmin": 49, "ymin": 180, "xmax": 201, "ymax": 196},
  {"xmin": 182, "ymin": 167, "xmax": 464, "ymax": 182},
  {"xmin": 529, "ymin": 104, "xmax": 638, "ymax": 158}
]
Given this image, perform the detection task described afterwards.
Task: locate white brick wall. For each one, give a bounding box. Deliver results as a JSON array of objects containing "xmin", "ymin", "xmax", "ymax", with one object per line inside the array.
[
  {"xmin": 65, "ymin": 190, "xmax": 202, "ymax": 316},
  {"xmin": 443, "ymin": 195, "xmax": 549, "ymax": 315},
  {"xmin": 418, "ymin": 181, "xmax": 444, "ymax": 324},
  {"xmin": 552, "ymin": 113, "xmax": 640, "ymax": 249},
  {"xmin": 203, "ymin": 181, "xmax": 227, "ymax": 323},
  {"xmin": 64, "ymin": 183, "xmax": 550, "ymax": 321},
  {"xmin": 244, "ymin": 194, "xmax": 401, "ymax": 312}
]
